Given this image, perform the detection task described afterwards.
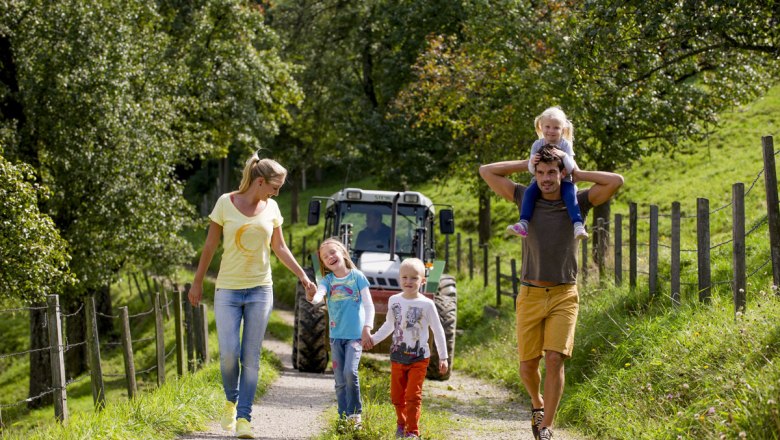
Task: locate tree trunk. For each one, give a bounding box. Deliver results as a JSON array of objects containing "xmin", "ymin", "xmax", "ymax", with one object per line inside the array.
[
  {"xmin": 64, "ymin": 295, "xmax": 88, "ymax": 379},
  {"xmin": 94, "ymin": 283, "xmax": 115, "ymax": 337},
  {"xmin": 28, "ymin": 306, "xmax": 52, "ymax": 409},
  {"xmin": 591, "ymin": 200, "xmax": 611, "ymax": 265},
  {"xmin": 290, "ymin": 168, "xmax": 300, "ymax": 224},
  {"xmin": 478, "ymin": 193, "xmax": 491, "ymax": 245}
]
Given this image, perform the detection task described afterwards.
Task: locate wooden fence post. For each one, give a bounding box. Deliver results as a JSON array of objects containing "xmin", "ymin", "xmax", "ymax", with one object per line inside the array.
[
  {"xmin": 697, "ymin": 198, "xmax": 712, "ymax": 302},
  {"xmin": 762, "ymin": 136, "xmax": 780, "ymax": 291},
  {"xmin": 456, "ymin": 233, "xmax": 462, "ymax": 273},
  {"xmin": 47, "ymin": 295, "xmax": 68, "ymax": 422},
  {"xmin": 162, "ymin": 288, "xmax": 170, "ymax": 321},
  {"xmin": 671, "ymin": 202, "xmax": 681, "ymax": 305},
  {"xmin": 154, "ymin": 293, "xmax": 166, "ymax": 387},
  {"xmin": 615, "ymin": 214, "xmax": 623, "ymax": 286},
  {"xmin": 733, "ymin": 183, "xmax": 747, "ymax": 314},
  {"xmin": 496, "ymin": 256, "xmax": 502, "ymax": 307},
  {"xmin": 119, "ymin": 307, "xmax": 137, "ymax": 400},
  {"xmin": 444, "ymin": 234, "xmax": 450, "ymax": 272},
  {"xmin": 85, "ymin": 296, "xmax": 106, "ymax": 410},
  {"xmin": 597, "ymin": 217, "xmax": 606, "ymax": 278},
  {"xmin": 143, "ymin": 271, "xmax": 155, "ymax": 304},
  {"xmin": 483, "ymin": 244, "xmax": 488, "ymax": 288},
  {"xmin": 629, "ymin": 202, "xmax": 638, "ymax": 289},
  {"xmin": 185, "ymin": 299, "xmax": 195, "ymax": 372},
  {"xmin": 468, "ymin": 238, "xmax": 474, "ymax": 280},
  {"xmin": 649, "ymin": 205, "xmax": 659, "ymax": 298},
  {"xmin": 199, "ymin": 304, "xmax": 209, "ymax": 365},
  {"xmin": 581, "ymin": 237, "xmax": 588, "ymax": 286},
  {"xmin": 511, "ymin": 258, "xmax": 518, "ymax": 307},
  {"xmin": 174, "ymin": 287, "xmax": 186, "ymax": 377}
]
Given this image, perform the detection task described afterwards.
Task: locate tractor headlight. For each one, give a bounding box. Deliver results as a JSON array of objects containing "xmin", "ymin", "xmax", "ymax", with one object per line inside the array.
[
  {"xmin": 345, "ymin": 190, "xmax": 362, "ymax": 200},
  {"xmin": 402, "ymin": 193, "xmax": 420, "ymax": 204}
]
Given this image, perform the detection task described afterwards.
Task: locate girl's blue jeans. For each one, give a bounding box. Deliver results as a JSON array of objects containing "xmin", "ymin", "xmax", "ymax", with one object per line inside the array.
[
  {"xmin": 330, "ymin": 338, "xmax": 364, "ymax": 417},
  {"xmin": 214, "ymin": 286, "xmax": 273, "ymax": 422},
  {"xmin": 520, "ymin": 180, "xmax": 583, "ymax": 224}
]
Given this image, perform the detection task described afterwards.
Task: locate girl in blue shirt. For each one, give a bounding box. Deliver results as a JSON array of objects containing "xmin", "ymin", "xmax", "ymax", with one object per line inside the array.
[{"xmin": 309, "ymin": 238, "xmax": 375, "ymax": 429}]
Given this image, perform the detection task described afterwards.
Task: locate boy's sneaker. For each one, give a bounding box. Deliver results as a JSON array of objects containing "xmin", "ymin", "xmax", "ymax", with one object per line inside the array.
[
  {"xmin": 539, "ymin": 427, "xmax": 554, "ymax": 440},
  {"xmin": 507, "ymin": 222, "xmax": 528, "ymax": 238},
  {"xmin": 531, "ymin": 408, "xmax": 544, "ymax": 440},
  {"xmin": 573, "ymin": 222, "xmax": 588, "ymax": 240},
  {"xmin": 395, "ymin": 425, "xmax": 405, "ymax": 438},
  {"xmin": 235, "ymin": 418, "xmax": 254, "ymax": 439},
  {"xmin": 220, "ymin": 401, "xmax": 237, "ymax": 431}
]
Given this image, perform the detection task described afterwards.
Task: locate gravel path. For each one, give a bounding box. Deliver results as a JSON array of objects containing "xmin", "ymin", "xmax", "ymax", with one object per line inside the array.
[
  {"xmin": 180, "ymin": 309, "xmax": 587, "ymax": 440},
  {"xmin": 179, "ymin": 310, "xmax": 334, "ymax": 440},
  {"xmin": 424, "ymin": 367, "xmax": 584, "ymax": 440}
]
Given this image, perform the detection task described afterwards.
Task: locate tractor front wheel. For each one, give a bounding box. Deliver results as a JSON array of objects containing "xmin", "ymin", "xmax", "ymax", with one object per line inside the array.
[{"xmin": 427, "ymin": 274, "xmax": 456, "ymax": 380}]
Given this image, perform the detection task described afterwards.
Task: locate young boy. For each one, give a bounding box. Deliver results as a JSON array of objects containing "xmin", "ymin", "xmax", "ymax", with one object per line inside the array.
[{"xmin": 368, "ymin": 258, "xmax": 448, "ymax": 439}]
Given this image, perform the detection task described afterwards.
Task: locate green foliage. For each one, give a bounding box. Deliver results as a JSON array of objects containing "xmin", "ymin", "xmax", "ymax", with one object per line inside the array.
[
  {"xmin": 267, "ymin": 0, "xmax": 468, "ymax": 186},
  {"xmin": 0, "ymin": 0, "xmax": 302, "ymax": 301},
  {"xmin": 0, "ymin": 153, "xmax": 73, "ymax": 302}
]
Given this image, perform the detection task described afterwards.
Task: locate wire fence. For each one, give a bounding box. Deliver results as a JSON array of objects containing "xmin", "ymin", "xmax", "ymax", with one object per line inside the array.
[
  {"xmin": 0, "ymin": 284, "xmax": 209, "ymax": 423},
  {"xmin": 481, "ymin": 136, "xmax": 780, "ymax": 310}
]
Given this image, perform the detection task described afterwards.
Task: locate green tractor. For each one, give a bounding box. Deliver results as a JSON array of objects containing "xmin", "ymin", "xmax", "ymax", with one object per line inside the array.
[{"xmin": 293, "ymin": 188, "xmax": 457, "ymax": 380}]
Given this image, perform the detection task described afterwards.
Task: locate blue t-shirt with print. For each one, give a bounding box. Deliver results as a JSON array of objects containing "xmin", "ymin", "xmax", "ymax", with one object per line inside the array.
[{"xmin": 322, "ymin": 269, "xmax": 370, "ymax": 340}]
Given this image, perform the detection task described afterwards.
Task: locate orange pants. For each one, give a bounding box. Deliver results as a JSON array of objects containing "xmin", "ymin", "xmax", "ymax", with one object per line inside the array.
[{"xmin": 390, "ymin": 359, "xmax": 430, "ymax": 436}]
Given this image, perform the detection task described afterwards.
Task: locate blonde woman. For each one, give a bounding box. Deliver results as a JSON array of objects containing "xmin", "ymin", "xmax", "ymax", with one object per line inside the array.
[{"xmin": 189, "ymin": 151, "xmax": 316, "ymax": 439}]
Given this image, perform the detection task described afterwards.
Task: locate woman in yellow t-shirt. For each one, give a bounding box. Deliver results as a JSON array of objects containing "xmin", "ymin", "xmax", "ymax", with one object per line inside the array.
[{"xmin": 189, "ymin": 151, "xmax": 316, "ymax": 438}]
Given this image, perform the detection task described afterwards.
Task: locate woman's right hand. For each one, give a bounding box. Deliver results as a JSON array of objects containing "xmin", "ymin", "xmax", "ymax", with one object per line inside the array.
[{"xmin": 188, "ymin": 282, "xmax": 203, "ymax": 306}]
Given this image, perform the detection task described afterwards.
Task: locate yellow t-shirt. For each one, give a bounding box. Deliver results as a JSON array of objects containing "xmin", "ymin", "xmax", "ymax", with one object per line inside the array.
[{"xmin": 209, "ymin": 193, "xmax": 283, "ymax": 289}]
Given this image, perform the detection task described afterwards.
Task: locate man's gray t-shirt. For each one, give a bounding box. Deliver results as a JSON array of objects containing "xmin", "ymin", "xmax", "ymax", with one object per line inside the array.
[{"xmin": 514, "ymin": 183, "xmax": 593, "ymax": 284}]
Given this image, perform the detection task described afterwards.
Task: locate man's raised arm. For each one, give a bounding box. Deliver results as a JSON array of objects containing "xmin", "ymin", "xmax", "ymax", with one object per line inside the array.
[
  {"xmin": 478, "ymin": 160, "xmax": 530, "ymax": 202},
  {"xmin": 571, "ymin": 169, "xmax": 624, "ymax": 207}
]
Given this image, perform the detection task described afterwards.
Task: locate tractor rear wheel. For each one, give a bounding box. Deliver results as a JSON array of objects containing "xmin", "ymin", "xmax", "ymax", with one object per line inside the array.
[
  {"xmin": 294, "ymin": 269, "xmax": 328, "ymax": 373},
  {"xmin": 427, "ymin": 274, "xmax": 456, "ymax": 380}
]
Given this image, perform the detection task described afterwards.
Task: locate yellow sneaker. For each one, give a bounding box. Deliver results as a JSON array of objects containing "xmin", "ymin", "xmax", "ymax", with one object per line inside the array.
[
  {"xmin": 235, "ymin": 418, "xmax": 254, "ymax": 439},
  {"xmin": 220, "ymin": 401, "xmax": 237, "ymax": 431}
]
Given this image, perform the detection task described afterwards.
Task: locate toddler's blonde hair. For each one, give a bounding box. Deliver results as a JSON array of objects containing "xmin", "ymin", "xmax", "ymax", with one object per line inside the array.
[{"xmin": 534, "ymin": 106, "xmax": 574, "ymax": 144}]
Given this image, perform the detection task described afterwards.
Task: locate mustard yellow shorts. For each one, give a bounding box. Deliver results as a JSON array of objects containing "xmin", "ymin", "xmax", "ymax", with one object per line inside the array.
[{"xmin": 515, "ymin": 283, "xmax": 579, "ymax": 362}]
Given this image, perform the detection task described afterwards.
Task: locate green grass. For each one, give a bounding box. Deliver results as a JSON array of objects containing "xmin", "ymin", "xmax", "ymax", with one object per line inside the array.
[{"xmin": 0, "ymin": 266, "xmax": 285, "ymax": 439}]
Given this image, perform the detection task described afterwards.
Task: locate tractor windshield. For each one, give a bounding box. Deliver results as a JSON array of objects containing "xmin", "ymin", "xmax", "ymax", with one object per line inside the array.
[{"xmin": 339, "ymin": 203, "xmax": 427, "ymax": 256}]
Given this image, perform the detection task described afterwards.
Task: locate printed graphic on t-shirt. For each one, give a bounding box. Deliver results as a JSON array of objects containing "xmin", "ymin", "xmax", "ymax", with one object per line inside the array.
[
  {"xmin": 389, "ymin": 302, "xmax": 426, "ymax": 363},
  {"xmin": 234, "ymin": 224, "xmax": 265, "ymax": 268}
]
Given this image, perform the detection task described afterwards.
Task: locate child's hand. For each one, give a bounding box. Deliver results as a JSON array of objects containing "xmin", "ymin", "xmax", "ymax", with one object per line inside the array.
[
  {"xmin": 531, "ymin": 153, "xmax": 541, "ymax": 165},
  {"xmin": 361, "ymin": 327, "xmax": 374, "ymax": 350},
  {"xmin": 439, "ymin": 360, "xmax": 449, "ymax": 375}
]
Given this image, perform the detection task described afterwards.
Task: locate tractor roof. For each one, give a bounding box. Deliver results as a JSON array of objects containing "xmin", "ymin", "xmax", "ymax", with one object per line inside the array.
[{"xmin": 327, "ymin": 188, "xmax": 434, "ymax": 209}]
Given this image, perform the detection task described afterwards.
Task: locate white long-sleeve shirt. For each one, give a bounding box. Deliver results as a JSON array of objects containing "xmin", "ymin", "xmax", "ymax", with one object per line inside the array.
[{"xmin": 371, "ymin": 293, "xmax": 447, "ymax": 364}]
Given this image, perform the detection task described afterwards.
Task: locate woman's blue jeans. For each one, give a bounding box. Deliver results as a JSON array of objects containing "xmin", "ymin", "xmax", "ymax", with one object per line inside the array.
[
  {"xmin": 330, "ymin": 338, "xmax": 363, "ymax": 417},
  {"xmin": 214, "ymin": 286, "xmax": 273, "ymax": 422}
]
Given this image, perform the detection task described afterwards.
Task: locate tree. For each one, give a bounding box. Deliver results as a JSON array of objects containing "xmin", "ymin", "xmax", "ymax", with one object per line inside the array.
[
  {"xmin": 266, "ymin": 0, "xmax": 468, "ymax": 192},
  {"xmin": 1, "ymin": 0, "xmax": 301, "ymax": 404},
  {"xmin": 0, "ymin": 151, "xmax": 73, "ymax": 303},
  {"xmin": 392, "ymin": 0, "xmax": 780, "ymax": 243}
]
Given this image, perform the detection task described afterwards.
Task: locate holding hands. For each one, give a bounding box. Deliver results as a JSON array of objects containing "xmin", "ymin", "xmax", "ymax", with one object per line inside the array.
[
  {"xmin": 302, "ymin": 276, "xmax": 316, "ymax": 301},
  {"xmin": 362, "ymin": 327, "xmax": 374, "ymax": 350}
]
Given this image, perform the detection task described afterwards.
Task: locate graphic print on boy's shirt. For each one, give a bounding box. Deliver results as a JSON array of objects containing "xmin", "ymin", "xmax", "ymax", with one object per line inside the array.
[{"xmin": 389, "ymin": 303, "xmax": 426, "ymax": 363}]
